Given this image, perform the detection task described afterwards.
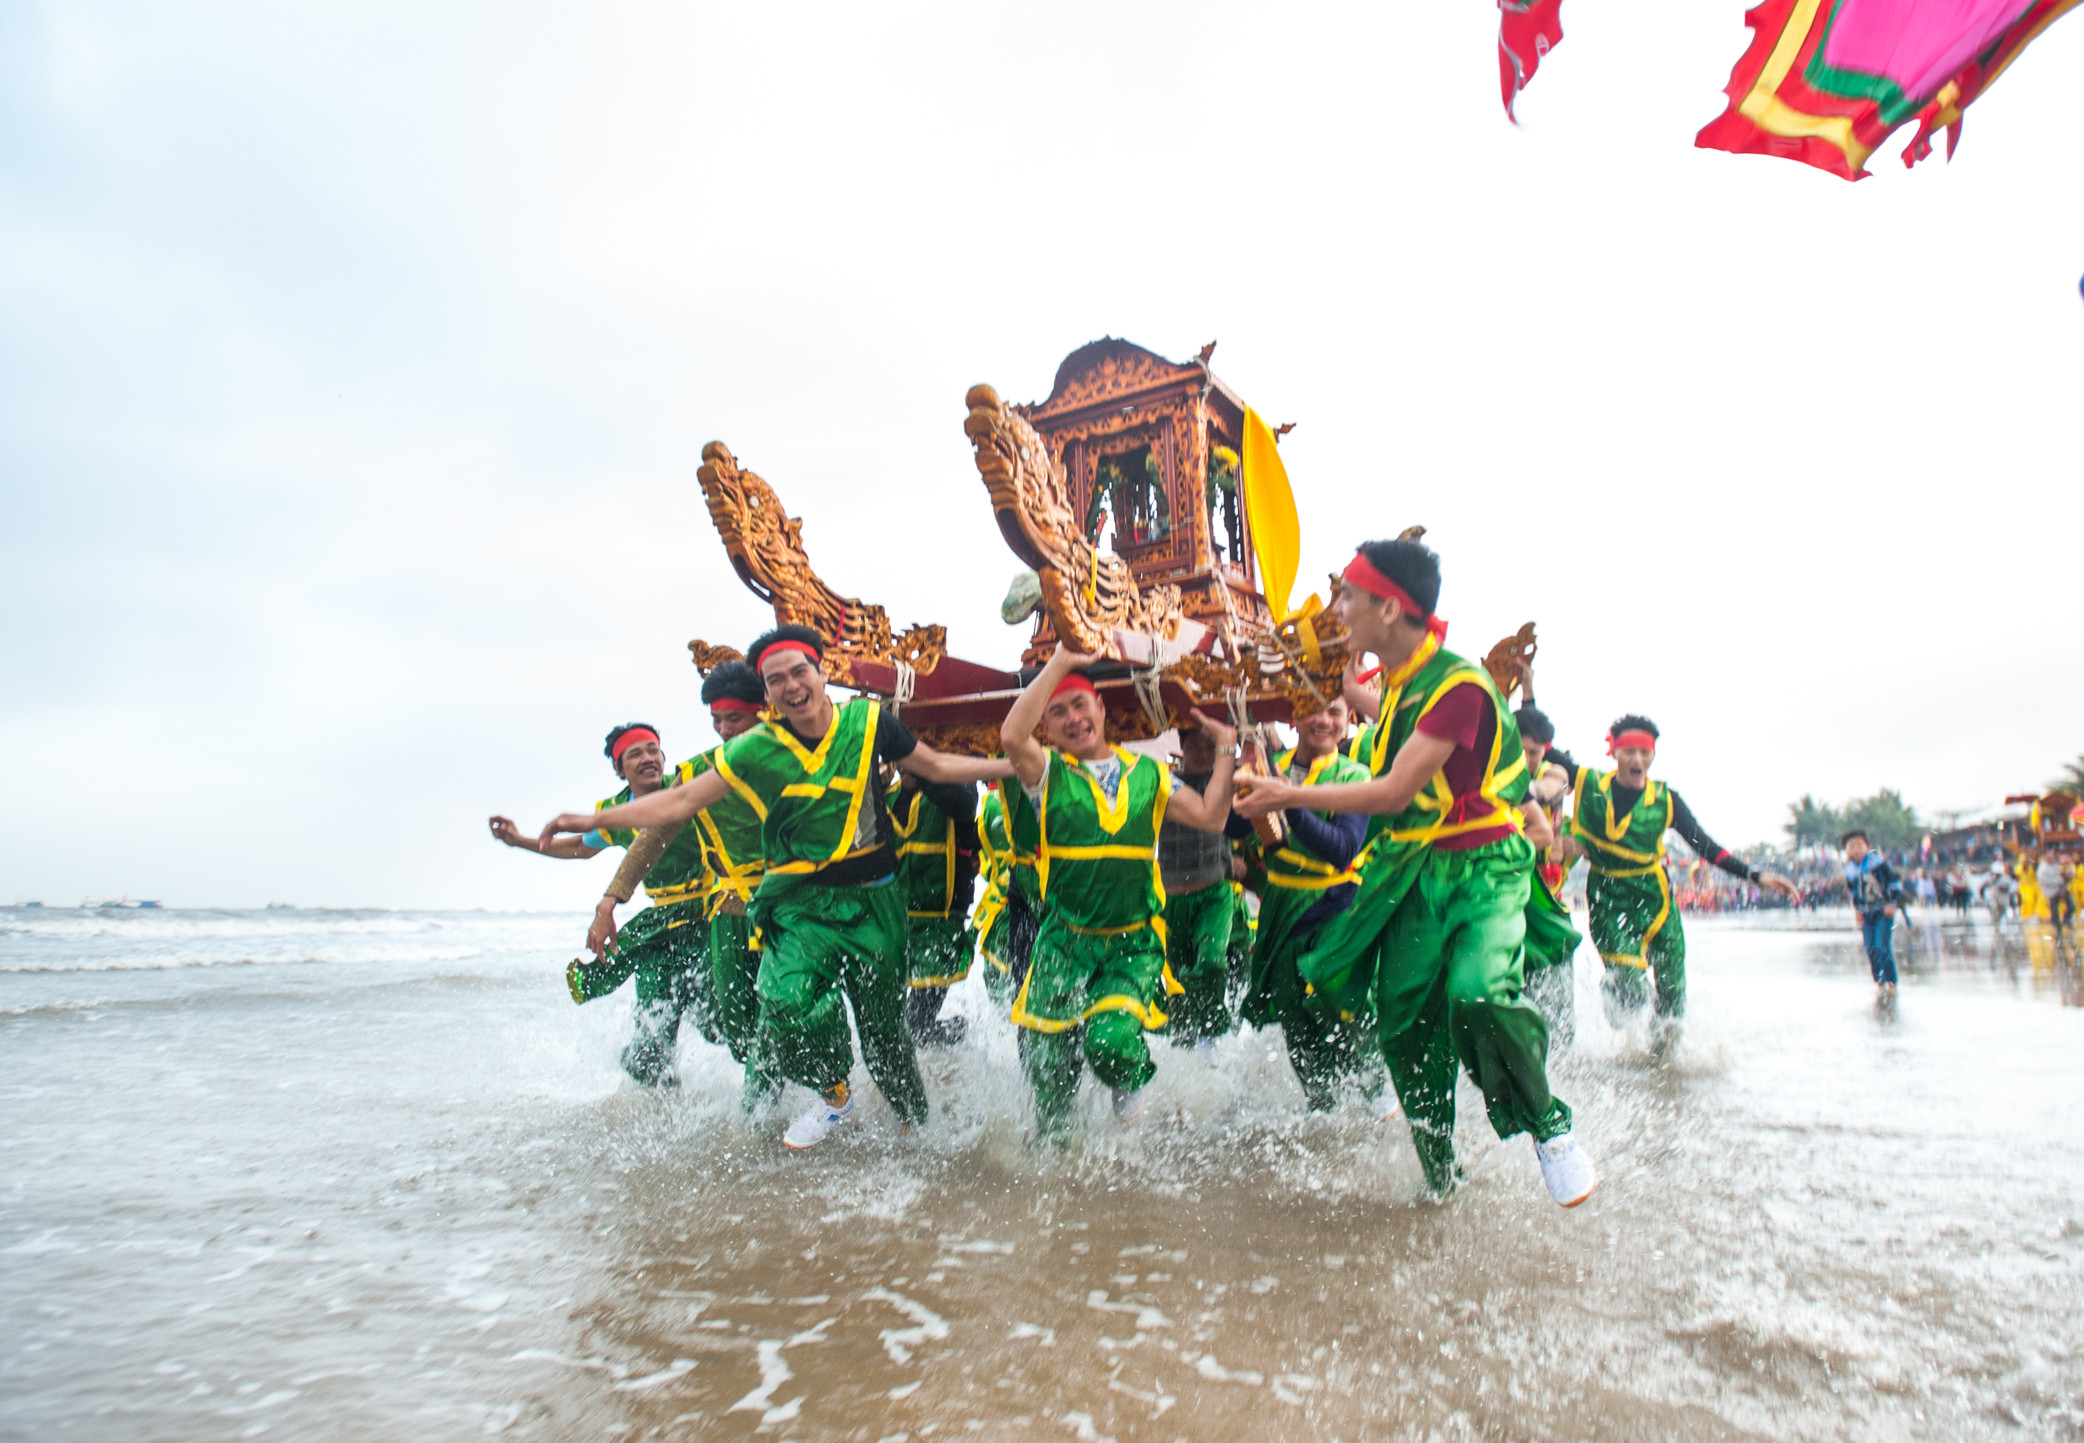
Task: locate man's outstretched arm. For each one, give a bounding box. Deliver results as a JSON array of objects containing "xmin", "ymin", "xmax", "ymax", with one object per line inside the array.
[
  {"xmin": 896, "ymin": 745, "xmax": 1015, "ymax": 787},
  {"xmin": 1236, "ymin": 731, "xmax": 1455, "ymax": 820},
  {"xmin": 491, "ymin": 815, "xmax": 601, "ymax": 859},
  {"xmin": 538, "ymin": 768, "xmax": 730, "ymax": 847},
  {"xmin": 1670, "ymin": 793, "xmax": 1799, "ymax": 898}
]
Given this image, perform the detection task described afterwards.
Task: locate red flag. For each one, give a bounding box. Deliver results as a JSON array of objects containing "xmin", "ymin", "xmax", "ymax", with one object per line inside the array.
[{"xmin": 1499, "ymin": 0, "xmax": 1564, "ymax": 123}]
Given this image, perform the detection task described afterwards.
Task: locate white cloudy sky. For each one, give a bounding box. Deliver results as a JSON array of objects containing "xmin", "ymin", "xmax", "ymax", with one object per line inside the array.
[{"xmin": 3, "ymin": 1, "xmax": 2079, "ymax": 910}]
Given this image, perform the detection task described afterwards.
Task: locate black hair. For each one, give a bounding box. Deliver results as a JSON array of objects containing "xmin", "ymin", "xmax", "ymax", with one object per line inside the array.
[
  {"xmin": 746, "ymin": 624, "xmax": 827, "ymax": 677},
  {"xmin": 1514, "ymin": 704, "xmax": 1555, "ymax": 746},
  {"xmin": 1840, "ymin": 829, "xmax": 1868, "ymax": 847},
  {"xmin": 1353, "ymin": 537, "xmax": 1441, "ymax": 622},
  {"xmin": 1608, "ymin": 713, "xmax": 1660, "ymax": 741},
  {"xmin": 603, "ymin": 722, "xmax": 660, "ymax": 776},
  {"xmin": 700, "ymin": 659, "xmax": 766, "ymax": 708}
]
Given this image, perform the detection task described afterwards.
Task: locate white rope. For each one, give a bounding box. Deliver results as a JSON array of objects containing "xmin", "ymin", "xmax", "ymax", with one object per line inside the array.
[
  {"xmin": 1133, "ymin": 659, "xmax": 1169, "ymax": 739},
  {"xmin": 1225, "ymin": 684, "xmax": 1250, "ymax": 735},
  {"xmin": 892, "ymin": 659, "xmax": 916, "ymax": 711}
]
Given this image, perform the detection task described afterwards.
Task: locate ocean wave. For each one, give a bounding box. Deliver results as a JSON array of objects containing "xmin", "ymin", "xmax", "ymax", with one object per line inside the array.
[
  {"xmin": 0, "ymin": 909, "xmax": 589, "ymax": 974},
  {"xmin": 0, "ymin": 944, "xmax": 501, "ymax": 973}
]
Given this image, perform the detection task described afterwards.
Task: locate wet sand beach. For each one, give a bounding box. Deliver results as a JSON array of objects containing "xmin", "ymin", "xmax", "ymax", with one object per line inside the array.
[{"xmin": 3, "ymin": 908, "xmax": 2080, "ymax": 1440}]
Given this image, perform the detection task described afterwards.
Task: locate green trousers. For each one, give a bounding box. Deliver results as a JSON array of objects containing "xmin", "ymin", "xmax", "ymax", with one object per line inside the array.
[
  {"xmin": 1016, "ymin": 916, "xmax": 1169, "ymax": 1139},
  {"xmin": 1225, "ymin": 885, "xmax": 1254, "ymax": 1011},
  {"xmin": 565, "ymin": 899, "xmax": 716, "ymax": 1086},
  {"xmin": 980, "ymin": 890, "xmax": 1040, "ymax": 1006},
  {"xmin": 1243, "ymin": 915, "xmax": 1384, "ymax": 1112},
  {"xmin": 1586, "ymin": 867, "xmax": 1686, "ymax": 1021},
  {"xmin": 906, "ymin": 915, "xmax": 974, "ymax": 987},
  {"xmin": 754, "ymin": 880, "xmax": 927, "ymax": 1125},
  {"xmin": 708, "ymin": 908, "xmax": 779, "ymax": 1105},
  {"xmin": 1523, "ymin": 882, "xmax": 1582, "ymax": 1049},
  {"xmin": 1161, "ymin": 882, "xmax": 1236, "ymax": 1043},
  {"xmin": 1372, "ymin": 843, "xmax": 1571, "ymax": 1192}
]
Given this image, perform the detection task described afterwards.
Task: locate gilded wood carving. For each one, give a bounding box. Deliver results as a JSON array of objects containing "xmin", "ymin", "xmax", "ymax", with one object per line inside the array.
[
  {"xmin": 686, "ymin": 641, "xmax": 745, "ymax": 677},
  {"xmin": 1481, "ymin": 623, "xmax": 1538, "ymax": 703},
  {"xmin": 691, "ymin": 440, "xmax": 946, "ymax": 687},
  {"xmin": 962, "ymin": 385, "xmax": 1184, "ymax": 659}
]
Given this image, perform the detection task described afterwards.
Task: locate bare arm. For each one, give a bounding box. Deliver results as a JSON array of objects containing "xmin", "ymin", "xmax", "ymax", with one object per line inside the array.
[
  {"xmin": 1518, "ymin": 800, "xmax": 1555, "ymax": 849},
  {"xmin": 1162, "ymin": 709, "xmax": 1239, "ymax": 831},
  {"xmin": 1000, "ymin": 645, "xmax": 1089, "ymax": 789},
  {"xmin": 1235, "ymin": 731, "xmax": 1457, "ymax": 820},
  {"xmin": 896, "ymin": 744, "xmax": 1015, "ymax": 786},
  {"xmin": 491, "ymin": 815, "xmax": 602, "ymax": 860},
  {"xmin": 579, "ymin": 826, "xmax": 677, "ymax": 956},
  {"xmin": 605, "ymin": 827, "xmax": 672, "ymax": 903},
  {"xmin": 538, "ymin": 767, "xmax": 730, "ymax": 846}
]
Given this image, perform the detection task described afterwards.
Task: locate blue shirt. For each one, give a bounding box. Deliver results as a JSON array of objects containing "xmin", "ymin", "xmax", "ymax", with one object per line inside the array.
[{"xmin": 1843, "ymin": 854, "xmax": 1901, "ymax": 917}]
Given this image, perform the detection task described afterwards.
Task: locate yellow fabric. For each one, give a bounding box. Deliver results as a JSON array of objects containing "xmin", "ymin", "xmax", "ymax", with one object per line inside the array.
[{"xmin": 1241, "ymin": 406, "xmax": 1300, "ymax": 624}]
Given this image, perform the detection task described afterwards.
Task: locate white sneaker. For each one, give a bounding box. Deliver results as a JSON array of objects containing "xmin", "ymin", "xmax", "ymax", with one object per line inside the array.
[
  {"xmin": 1112, "ymin": 1087, "xmax": 1146, "ymax": 1124},
  {"xmin": 1533, "ymin": 1132, "xmax": 1597, "ymax": 1207},
  {"xmin": 1369, "ymin": 1087, "xmax": 1403, "ymax": 1122},
  {"xmin": 782, "ymin": 1085, "xmax": 852, "ymax": 1150},
  {"xmin": 1195, "ymin": 1038, "xmax": 1219, "ymax": 1069}
]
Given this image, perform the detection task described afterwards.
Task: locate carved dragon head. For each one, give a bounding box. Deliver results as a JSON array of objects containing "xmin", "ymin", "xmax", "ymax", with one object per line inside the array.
[{"xmin": 962, "ymin": 384, "xmax": 1182, "ymax": 658}]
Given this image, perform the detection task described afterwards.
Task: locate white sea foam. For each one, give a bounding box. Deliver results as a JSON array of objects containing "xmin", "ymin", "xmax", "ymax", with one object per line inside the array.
[{"xmin": 0, "ymin": 907, "xmax": 583, "ymax": 973}]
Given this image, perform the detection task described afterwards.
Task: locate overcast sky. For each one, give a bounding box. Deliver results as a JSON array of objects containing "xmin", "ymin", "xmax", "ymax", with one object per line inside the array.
[{"xmin": 3, "ymin": 1, "xmax": 2079, "ymax": 911}]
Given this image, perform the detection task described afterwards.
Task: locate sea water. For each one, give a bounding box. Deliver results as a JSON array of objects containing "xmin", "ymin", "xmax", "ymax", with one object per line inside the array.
[{"xmin": 3, "ymin": 905, "xmax": 2081, "ymax": 1440}]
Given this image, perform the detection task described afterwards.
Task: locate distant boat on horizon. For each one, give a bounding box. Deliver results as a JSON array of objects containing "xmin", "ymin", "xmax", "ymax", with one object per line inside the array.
[{"xmin": 265, "ymin": 902, "xmax": 294, "ymax": 910}]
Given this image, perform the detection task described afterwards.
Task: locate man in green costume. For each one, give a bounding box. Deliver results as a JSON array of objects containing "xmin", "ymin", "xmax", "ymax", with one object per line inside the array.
[
  {"xmin": 1237, "ymin": 537, "xmax": 1595, "ymax": 1205},
  {"xmin": 1158, "ymin": 722, "xmax": 1241, "ymax": 1056},
  {"xmin": 998, "ymin": 648, "xmax": 1237, "ymax": 1141},
  {"xmin": 1238, "ymin": 696, "xmax": 1394, "ymax": 1113},
  {"xmin": 539, "ymin": 625, "xmax": 1012, "ymax": 1150},
  {"xmin": 1511, "ymin": 704, "xmax": 1584, "ymax": 1048},
  {"xmin": 1569, "ymin": 714, "xmax": 1797, "ymax": 1029},
  {"xmin": 490, "ymin": 721, "xmax": 717, "ymax": 1087},
  {"xmin": 972, "ymin": 779, "xmax": 1041, "ymax": 1008},
  {"xmin": 887, "ymin": 770, "xmax": 982, "ymax": 1046},
  {"xmin": 604, "ymin": 661, "xmax": 776, "ymax": 1106}
]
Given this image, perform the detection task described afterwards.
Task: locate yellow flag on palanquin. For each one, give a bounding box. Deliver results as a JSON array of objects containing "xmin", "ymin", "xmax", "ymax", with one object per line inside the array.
[{"xmin": 1240, "ymin": 407, "xmax": 1300, "ymax": 624}]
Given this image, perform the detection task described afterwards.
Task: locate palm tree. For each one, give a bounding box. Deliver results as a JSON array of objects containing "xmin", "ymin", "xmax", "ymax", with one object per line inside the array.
[
  {"xmin": 2051, "ymin": 754, "xmax": 2084, "ymax": 794},
  {"xmin": 1785, "ymin": 795, "xmax": 1841, "ymax": 847}
]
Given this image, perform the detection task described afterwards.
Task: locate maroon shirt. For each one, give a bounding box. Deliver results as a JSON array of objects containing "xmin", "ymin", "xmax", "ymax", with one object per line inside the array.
[{"xmin": 1412, "ymin": 681, "xmax": 1518, "ymax": 851}]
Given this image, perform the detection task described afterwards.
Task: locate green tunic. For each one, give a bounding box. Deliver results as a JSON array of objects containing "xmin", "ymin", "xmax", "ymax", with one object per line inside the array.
[
  {"xmin": 714, "ymin": 699, "xmax": 925, "ymax": 1122},
  {"xmin": 1570, "ymin": 764, "xmax": 1687, "ymax": 1018},
  {"xmin": 1296, "ymin": 636, "xmax": 1531, "ymax": 1012},
  {"xmin": 1294, "ymin": 635, "xmax": 1566, "ymax": 1191},
  {"xmin": 1242, "ymin": 748, "xmax": 1383, "ymax": 1110},
  {"xmin": 686, "ymin": 744, "xmax": 772, "ymax": 1098},
  {"xmin": 889, "ymin": 780, "xmax": 974, "ymax": 987},
  {"xmin": 562, "ymin": 759, "xmax": 719, "ymax": 1085},
  {"xmin": 1018, "ymin": 746, "xmax": 1179, "ymax": 1138}
]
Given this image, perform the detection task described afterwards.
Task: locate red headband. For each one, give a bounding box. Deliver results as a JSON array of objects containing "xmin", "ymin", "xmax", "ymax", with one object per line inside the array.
[
  {"xmin": 756, "ymin": 638, "xmax": 821, "ymax": 673},
  {"xmin": 610, "ymin": 726, "xmax": 659, "ymax": 762},
  {"xmin": 709, "ymin": 698, "xmax": 763, "ymax": 715},
  {"xmin": 1051, "ymin": 672, "xmax": 1098, "ymax": 701},
  {"xmin": 1343, "ymin": 553, "xmax": 1449, "ymax": 642},
  {"xmin": 1607, "ymin": 729, "xmax": 1657, "ymax": 755}
]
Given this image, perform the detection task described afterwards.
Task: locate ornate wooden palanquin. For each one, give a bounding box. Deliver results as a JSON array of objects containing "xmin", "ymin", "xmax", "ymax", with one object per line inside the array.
[
  {"xmin": 1012, "ymin": 339, "xmax": 1270, "ymax": 665},
  {"xmin": 685, "ymin": 339, "xmax": 1542, "ymax": 754}
]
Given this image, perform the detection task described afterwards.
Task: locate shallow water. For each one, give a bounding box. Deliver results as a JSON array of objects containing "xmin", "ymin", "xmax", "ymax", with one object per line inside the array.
[{"xmin": 3, "ymin": 906, "xmax": 2082, "ymax": 1441}]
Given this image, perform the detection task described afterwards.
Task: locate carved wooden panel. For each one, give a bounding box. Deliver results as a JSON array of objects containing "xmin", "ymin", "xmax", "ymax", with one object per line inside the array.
[
  {"xmin": 693, "ymin": 440, "xmax": 945, "ymax": 687},
  {"xmin": 963, "ymin": 384, "xmax": 1184, "ymax": 661}
]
